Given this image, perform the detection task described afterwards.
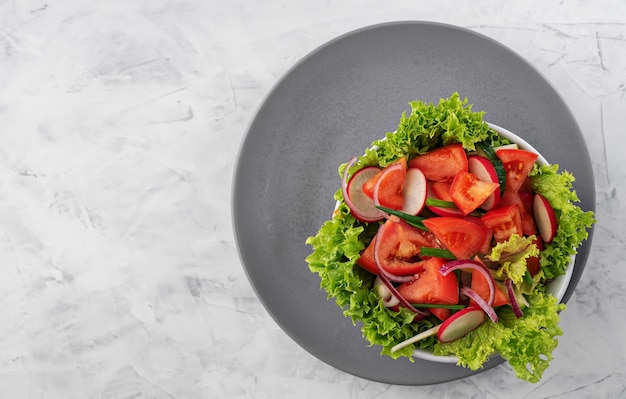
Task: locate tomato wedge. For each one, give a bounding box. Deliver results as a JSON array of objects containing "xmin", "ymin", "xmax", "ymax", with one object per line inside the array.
[
  {"xmin": 362, "ymin": 158, "xmax": 406, "ymax": 210},
  {"xmin": 500, "ymin": 190, "xmax": 537, "ymax": 235},
  {"xmin": 431, "ymin": 181, "xmax": 454, "ymax": 201},
  {"xmin": 463, "ymin": 216, "xmax": 493, "ymax": 255},
  {"xmin": 422, "ymin": 217, "xmax": 491, "ymax": 260},
  {"xmin": 449, "ymin": 171, "xmax": 499, "ymax": 215},
  {"xmin": 481, "ymin": 204, "xmax": 523, "ymax": 242},
  {"xmin": 357, "ymin": 217, "xmax": 437, "ymax": 275},
  {"xmin": 397, "ymin": 257, "xmax": 459, "ymax": 305},
  {"xmin": 426, "ymin": 182, "xmax": 464, "ymax": 217},
  {"xmin": 429, "ymin": 307, "xmax": 451, "ymax": 322},
  {"xmin": 470, "ymin": 270, "xmax": 509, "ymax": 307},
  {"xmin": 496, "ymin": 149, "xmax": 538, "ymax": 193},
  {"xmin": 408, "ymin": 143, "xmax": 468, "ymax": 182}
]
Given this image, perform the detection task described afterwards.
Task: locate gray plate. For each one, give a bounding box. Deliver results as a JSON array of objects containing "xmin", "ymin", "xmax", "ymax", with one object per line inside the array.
[{"xmin": 232, "ymin": 21, "xmax": 595, "ymax": 385}]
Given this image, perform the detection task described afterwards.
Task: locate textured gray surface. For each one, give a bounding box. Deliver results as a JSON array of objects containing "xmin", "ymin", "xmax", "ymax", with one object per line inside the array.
[{"xmin": 233, "ymin": 21, "xmax": 594, "ymax": 385}]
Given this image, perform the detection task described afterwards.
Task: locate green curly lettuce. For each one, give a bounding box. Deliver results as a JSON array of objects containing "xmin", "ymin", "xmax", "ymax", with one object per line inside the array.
[
  {"xmin": 529, "ymin": 164, "xmax": 596, "ymax": 280},
  {"xmin": 434, "ymin": 292, "xmax": 565, "ymax": 383},
  {"xmin": 305, "ymin": 93, "xmax": 595, "ymax": 383}
]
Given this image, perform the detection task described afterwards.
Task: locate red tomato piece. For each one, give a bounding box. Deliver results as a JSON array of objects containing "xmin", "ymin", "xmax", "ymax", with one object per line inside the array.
[
  {"xmin": 429, "ymin": 307, "xmax": 452, "ymax": 322},
  {"xmin": 431, "ymin": 181, "xmax": 454, "ymax": 201},
  {"xmin": 526, "ymin": 236, "xmax": 544, "ymax": 276},
  {"xmin": 356, "ymin": 239, "xmax": 379, "ymax": 275},
  {"xmin": 481, "ymin": 204, "xmax": 523, "ymax": 242},
  {"xmin": 361, "ymin": 158, "xmax": 406, "ymax": 210},
  {"xmin": 426, "ymin": 182, "xmax": 464, "ymax": 217},
  {"xmin": 463, "ymin": 216, "xmax": 493, "ymax": 255},
  {"xmin": 470, "ymin": 270, "xmax": 509, "ymax": 307},
  {"xmin": 449, "ymin": 171, "xmax": 499, "ymax": 215},
  {"xmin": 500, "ymin": 190, "xmax": 537, "ymax": 235},
  {"xmin": 496, "ymin": 149, "xmax": 538, "ymax": 193},
  {"xmin": 397, "ymin": 257, "xmax": 459, "ymax": 305},
  {"xmin": 422, "ymin": 217, "xmax": 491, "ymax": 260},
  {"xmin": 408, "ymin": 143, "xmax": 468, "ymax": 182},
  {"xmin": 357, "ymin": 217, "xmax": 438, "ymax": 276}
]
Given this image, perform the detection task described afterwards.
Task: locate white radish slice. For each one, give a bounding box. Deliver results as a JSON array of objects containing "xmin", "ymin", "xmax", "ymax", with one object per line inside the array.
[
  {"xmin": 467, "ymin": 156, "xmax": 501, "ymax": 211},
  {"xmin": 341, "ymin": 157, "xmax": 384, "ymax": 222},
  {"xmin": 436, "ymin": 307, "xmax": 485, "ymax": 343},
  {"xmin": 533, "ymin": 193, "xmax": 558, "ymax": 243},
  {"xmin": 401, "ymin": 168, "xmax": 427, "ymax": 215}
]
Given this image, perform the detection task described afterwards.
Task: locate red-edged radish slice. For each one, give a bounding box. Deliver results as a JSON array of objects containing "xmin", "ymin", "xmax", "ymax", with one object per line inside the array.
[
  {"xmin": 467, "ymin": 156, "xmax": 501, "ymax": 211},
  {"xmin": 426, "ymin": 182, "xmax": 464, "ymax": 217},
  {"xmin": 341, "ymin": 157, "xmax": 385, "ymax": 222},
  {"xmin": 533, "ymin": 193, "xmax": 558, "ymax": 243},
  {"xmin": 437, "ymin": 306, "xmax": 485, "ymax": 343},
  {"xmin": 401, "ymin": 168, "xmax": 427, "ymax": 215}
]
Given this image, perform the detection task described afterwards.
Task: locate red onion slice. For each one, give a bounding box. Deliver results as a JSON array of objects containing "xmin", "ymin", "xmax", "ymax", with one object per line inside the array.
[
  {"xmin": 460, "ymin": 286, "xmax": 498, "ymax": 324},
  {"xmin": 440, "ymin": 259, "xmax": 495, "ymax": 306},
  {"xmin": 505, "ymin": 278, "xmax": 524, "ymax": 318}
]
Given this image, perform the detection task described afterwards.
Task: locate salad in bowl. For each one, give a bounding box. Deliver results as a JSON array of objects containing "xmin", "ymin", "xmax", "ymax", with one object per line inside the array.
[{"xmin": 305, "ymin": 93, "xmax": 595, "ymax": 383}]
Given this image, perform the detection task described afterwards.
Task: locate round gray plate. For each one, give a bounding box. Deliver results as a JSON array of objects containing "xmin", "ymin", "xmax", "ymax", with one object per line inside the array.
[{"xmin": 232, "ymin": 21, "xmax": 595, "ymax": 385}]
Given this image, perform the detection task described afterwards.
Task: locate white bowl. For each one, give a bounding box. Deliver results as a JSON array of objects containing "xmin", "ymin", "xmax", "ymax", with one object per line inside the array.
[{"xmin": 411, "ymin": 122, "xmax": 575, "ymax": 363}]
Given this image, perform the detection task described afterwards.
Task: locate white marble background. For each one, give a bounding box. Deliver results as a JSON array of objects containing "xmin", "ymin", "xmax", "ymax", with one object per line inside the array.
[{"xmin": 0, "ymin": 0, "xmax": 624, "ymax": 397}]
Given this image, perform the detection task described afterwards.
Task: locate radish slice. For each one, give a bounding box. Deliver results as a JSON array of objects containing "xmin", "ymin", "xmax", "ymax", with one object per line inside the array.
[
  {"xmin": 373, "ymin": 162, "xmax": 405, "ymax": 218},
  {"xmin": 401, "ymin": 168, "xmax": 427, "ymax": 215},
  {"xmin": 341, "ymin": 157, "xmax": 385, "ymax": 222},
  {"xmin": 505, "ymin": 279, "xmax": 524, "ymax": 318},
  {"xmin": 436, "ymin": 306, "xmax": 485, "ymax": 343},
  {"xmin": 467, "ymin": 156, "xmax": 501, "ymax": 211},
  {"xmin": 439, "ymin": 259, "xmax": 496, "ymax": 306},
  {"xmin": 533, "ymin": 193, "xmax": 558, "ymax": 243},
  {"xmin": 460, "ymin": 286, "xmax": 498, "ymax": 323}
]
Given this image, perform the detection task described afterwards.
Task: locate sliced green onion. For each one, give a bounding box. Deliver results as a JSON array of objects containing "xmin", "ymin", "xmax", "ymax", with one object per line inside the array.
[
  {"xmin": 410, "ymin": 303, "xmax": 467, "ymax": 310},
  {"xmin": 375, "ymin": 206, "xmax": 427, "ymax": 231},
  {"xmin": 425, "ymin": 198, "xmax": 457, "ymax": 208},
  {"xmin": 420, "ymin": 247, "xmax": 456, "ymax": 259}
]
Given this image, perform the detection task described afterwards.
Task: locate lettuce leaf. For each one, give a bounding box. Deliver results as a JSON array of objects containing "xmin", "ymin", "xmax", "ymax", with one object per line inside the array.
[
  {"xmin": 529, "ymin": 164, "xmax": 596, "ymax": 279},
  {"xmin": 488, "ymin": 234, "xmax": 540, "ymax": 293},
  {"xmin": 305, "ymin": 93, "xmax": 594, "ymax": 383},
  {"xmin": 368, "ymin": 92, "xmax": 505, "ymax": 167},
  {"xmin": 305, "ymin": 196, "xmax": 434, "ymax": 359},
  {"xmin": 433, "ymin": 292, "xmax": 565, "ymax": 383}
]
